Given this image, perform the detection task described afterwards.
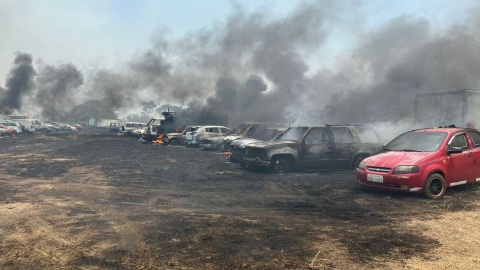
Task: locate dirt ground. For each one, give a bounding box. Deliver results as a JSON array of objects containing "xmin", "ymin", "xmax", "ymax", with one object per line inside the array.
[{"xmin": 0, "ymin": 131, "xmax": 480, "ymax": 269}]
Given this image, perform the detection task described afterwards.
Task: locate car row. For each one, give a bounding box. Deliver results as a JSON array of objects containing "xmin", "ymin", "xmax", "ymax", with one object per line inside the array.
[
  {"xmin": 127, "ymin": 119, "xmax": 478, "ymax": 199},
  {"xmin": 0, "ymin": 119, "xmax": 83, "ymax": 135}
]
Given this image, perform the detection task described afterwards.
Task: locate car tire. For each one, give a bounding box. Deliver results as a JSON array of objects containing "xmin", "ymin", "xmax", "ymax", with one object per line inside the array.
[
  {"xmin": 424, "ymin": 173, "xmax": 446, "ymax": 199},
  {"xmin": 271, "ymin": 155, "xmax": 294, "ymax": 173},
  {"xmin": 352, "ymin": 155, "xmax": 367, "ymax": 168},
  {"xmin": 0, "ymin": 131, "xmax": 3, "ymax": 136},
  {"xmin": 170, "ymin": 139, "xmax": 178, "ymax": 146}
]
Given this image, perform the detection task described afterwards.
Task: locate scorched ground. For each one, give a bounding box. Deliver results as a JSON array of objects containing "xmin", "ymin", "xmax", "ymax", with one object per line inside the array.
[{"xmin": 1, "ymin": 131, "xmax": 480, "ymax": 269}]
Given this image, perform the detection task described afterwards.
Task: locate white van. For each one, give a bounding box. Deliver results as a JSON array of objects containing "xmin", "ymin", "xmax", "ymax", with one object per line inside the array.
[{"xmin": 9, "ymin": 119, "xmax": 35, "ymax": 133}]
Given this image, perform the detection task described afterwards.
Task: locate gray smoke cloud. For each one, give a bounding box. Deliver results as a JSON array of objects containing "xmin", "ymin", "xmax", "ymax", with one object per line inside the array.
[
  {"xmin": 3, "ymin": 1, "xmax": 480, "ymax": 132},
  {"xmin": 0, "ymin": 52, "xmax": 36, "ymax": 114},
  {"xmin": 35, "ymin": 63, "xmax": 83, "ymax": 121},
  {"xmin": 322, "ymin": 12, "xmax": 480, "ymax": 125}
]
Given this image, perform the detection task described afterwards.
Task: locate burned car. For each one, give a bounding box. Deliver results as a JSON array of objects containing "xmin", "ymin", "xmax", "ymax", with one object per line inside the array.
[
  {"xmin": 229, "ymin": 127, "xmax": 288, "ymax": 161},
  {"xmin": 185, "ymin": 126, "xmax": 231, "ymax": 148},
  {"xmin": 223, "ymin": 122, "xmax": 289, "ymax": 151},
  {"xmin": 164, "ymin": 126, "xmax": 202, "ymax": 145},
  {"xmin": 198, "ymin": 126, "xmax": 232, "ymax": 150},
  {"xmin": 234, "ymin": 125, "xmax": 382, "ymax": 173}
]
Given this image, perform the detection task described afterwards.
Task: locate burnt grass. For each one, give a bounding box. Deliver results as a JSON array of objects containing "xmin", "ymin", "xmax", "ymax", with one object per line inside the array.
[{"xmin": 0, "ymin": 131, "xmax": 479, "ymax": 269}]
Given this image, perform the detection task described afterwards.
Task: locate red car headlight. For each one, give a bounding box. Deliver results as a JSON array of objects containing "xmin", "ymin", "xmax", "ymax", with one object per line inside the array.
[
  {"xmin": 393, "ymin": 165, "xmax": 419, "ymax": 174},
  {"xmin": 358, "ymin": 161, "xmax": 366, "ymax": 171}
]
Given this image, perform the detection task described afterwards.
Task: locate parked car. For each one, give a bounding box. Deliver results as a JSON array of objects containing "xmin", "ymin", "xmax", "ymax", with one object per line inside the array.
[
  {"xmin": 198, "ymin": 127, "xmax": 232, "ymax": 150},
  {"xmin": 30, "ymin": 119, "xmax": 54, "ymax": 133},
  {"xmin": 0, "ymin": 124, "xmax": 15, "ymax": 136},
  {"xmin": 164, "ymin": 126, "xmax": 202, "ymax": 145},
  {"xmin": 185, "ymin": 126, "xmax": 231, "ymax": 148},
  {"xmin": 229, "ymin": 127, "xmax": 288, "ymax": 162},
  {"xmin": 223, "ymin": 122, "xmax": 289, "ymax": 151},
  {"xmin": 121, "ymin": 122, "xmax": 145, "ymax": 134},
  {"xmin": 74, "ymin": 124, "xmax": 83, "ymax": 130},
  {"xmin": 109, "ymin": 122, "xmax": 123, "ymax": 132},
  {"xmin": 64, "ymin": 124, "xmax": 78, "ymax": 131},
  {"xmin": 357, "ymin": 127, "xmax": 480, "ymax": 199},
  {"xmin": 0, "ymin": 122, "xmax": 22, "ymax": 134},
  {"xmin": 235, "ymin": 125, "xmax": 383, "ymax": 173}
]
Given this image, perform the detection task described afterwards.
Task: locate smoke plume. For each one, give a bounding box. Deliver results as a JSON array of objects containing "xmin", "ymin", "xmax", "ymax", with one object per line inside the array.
[
  {"xmin": 2, "ymin": 1, "xmax": 480, "ymax": 132},
  {"xmin": 0, "ymin": 52, "xmax": 36, "ymax": 114},
  {"xmin": 35, "ymin": 63, "xmax": 83, "ymax": 121}
]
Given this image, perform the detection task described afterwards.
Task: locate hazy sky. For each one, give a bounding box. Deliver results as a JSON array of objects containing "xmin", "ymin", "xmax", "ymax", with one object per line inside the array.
[{"xmin": 0, "ymin": 0, "xmax": 476, "ymax": 80}]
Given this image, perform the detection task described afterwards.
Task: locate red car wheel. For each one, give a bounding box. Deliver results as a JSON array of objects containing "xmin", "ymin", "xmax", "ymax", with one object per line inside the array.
[{"xmin": 424, "ymin": 173, "xmax": 446, "ymax": 199}]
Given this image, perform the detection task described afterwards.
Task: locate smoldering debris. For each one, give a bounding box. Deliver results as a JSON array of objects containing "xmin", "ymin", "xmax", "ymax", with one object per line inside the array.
[{"xmin": 0, "ymin": 52, "xmax": 36, "ymax": 114}]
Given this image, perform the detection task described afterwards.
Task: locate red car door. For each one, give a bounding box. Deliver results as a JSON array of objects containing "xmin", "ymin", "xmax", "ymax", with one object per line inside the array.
[
  {"xmin": 467, "ymin": 131, "xmax": 480, "ymax": 181},
  {"xmin": 447, "ymin": 133, "xmax": 474, "ymax": 184}
]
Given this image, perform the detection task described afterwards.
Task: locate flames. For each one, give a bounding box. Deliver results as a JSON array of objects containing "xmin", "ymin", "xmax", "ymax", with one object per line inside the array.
[
  {"xmin": 152, "ymin": 134, "xmax": 164, "ymax": 144},
  {"xmin": 223, "ymin": 151, "xmax": 232, "ymax": 155}
]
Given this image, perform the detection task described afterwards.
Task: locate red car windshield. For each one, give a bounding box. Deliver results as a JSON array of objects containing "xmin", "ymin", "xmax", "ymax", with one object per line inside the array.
[{"xmin": 384, "ymin": 132, "xmax": 448, "ymax": 152}]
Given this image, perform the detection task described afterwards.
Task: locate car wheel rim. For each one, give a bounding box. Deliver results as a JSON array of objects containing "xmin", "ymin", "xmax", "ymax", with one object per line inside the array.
[
  {"xmin": 429, "ymin": 179, "xmax": 444, "ymax": 196},
  {"xmin": 275, "ymin": 159, "xmax": 288, "ymax": 172}
]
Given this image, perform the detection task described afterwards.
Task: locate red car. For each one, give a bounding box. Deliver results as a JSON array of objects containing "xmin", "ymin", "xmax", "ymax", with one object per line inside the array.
[
  {"xmin": 0, "ymin": 124, "xmax": 15, "ymax": 136},
  {"xmin": 357, "ymin": 127, "xmax": 480, "ymax": 199}
]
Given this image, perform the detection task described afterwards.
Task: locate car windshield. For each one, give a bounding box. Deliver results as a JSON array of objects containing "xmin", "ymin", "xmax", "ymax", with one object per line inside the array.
[
  {"xmin": 275, "ymin": 127, "xmax": 308, "ymax": 142},
  {"xmin": 228, "ymin": 124, "xmax": 248, "ymax": 135},
  {"xmin": 384, "ymin": 132, "xmax": 448, "ymax": 152},
  {"xmin": 251, "ymin": 129, "xmax": 282, "ymax": 141}
]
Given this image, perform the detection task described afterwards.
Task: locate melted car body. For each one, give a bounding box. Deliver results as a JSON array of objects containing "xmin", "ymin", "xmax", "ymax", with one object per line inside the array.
[
  {"xmin": 223, "ymin": 122, "xmax": 288, "ymax": 151},
  {"xmin": 236, "ymin": 125, "xmax": 382, "ymax": 172}
]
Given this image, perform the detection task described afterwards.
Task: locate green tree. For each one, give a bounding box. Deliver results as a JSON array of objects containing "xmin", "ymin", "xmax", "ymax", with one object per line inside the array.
[
  {"xmin": 68, "ymin": 98, "xmax": 121, "ymax": 126},
  {"xmin": 140, "ymin": 101, "xmax": 157, "ymax": 116}
]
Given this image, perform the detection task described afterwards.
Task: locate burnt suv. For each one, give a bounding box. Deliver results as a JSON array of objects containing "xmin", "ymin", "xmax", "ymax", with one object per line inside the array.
[{"xmin": 233, "ymin": 125, "xmax": 382, "ymax": 172}]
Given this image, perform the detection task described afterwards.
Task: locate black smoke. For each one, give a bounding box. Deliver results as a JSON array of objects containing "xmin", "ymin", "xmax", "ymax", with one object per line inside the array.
[
  {"xmin": 0, "ymin": 52, "xmax": 36, "ymax": 114},
  {"xmin": 3, "ymin": 1, "xmax": 480, "ymax": 130},
  {"xmin": 35, "ymin": 63, "xmax": 84, "ymax": 121}
]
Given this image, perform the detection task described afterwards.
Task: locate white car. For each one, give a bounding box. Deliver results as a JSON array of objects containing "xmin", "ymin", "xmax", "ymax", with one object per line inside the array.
[
  {"xmin": 0, "ymin": 122, "xmax": 22, "ymax": 134},
  {"xmin": 185, "ymin": 126, "xmax": 231, "ymax": 148},
  {"xmin": 121, "ymin": 122, "xmax": 145, "ymax": 134}
]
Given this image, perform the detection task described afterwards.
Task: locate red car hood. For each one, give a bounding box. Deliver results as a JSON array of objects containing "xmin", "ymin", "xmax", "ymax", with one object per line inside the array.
[{"xmin": 364, "ymin": 151, "xmax": 437, "ymax": 168}]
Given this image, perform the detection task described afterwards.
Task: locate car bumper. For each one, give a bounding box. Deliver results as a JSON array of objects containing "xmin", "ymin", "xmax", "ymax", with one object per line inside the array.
[
  {"xmin": 241, "ymin": 157, "xmax": 271, "ymax": 167},
  {"xmin": 356, "ymin": 168, "xmax": 424, "ymax": 193},
  {"xmin": 200, "ymin": 143, "xmax": 214, "ymax": 149}
]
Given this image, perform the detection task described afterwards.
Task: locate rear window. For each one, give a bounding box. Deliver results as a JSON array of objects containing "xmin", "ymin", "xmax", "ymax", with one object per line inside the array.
[
  {"xmin": 275, "ymin": 127, "xmax": 308, "ymax": 142},
  {"xmin": 205, "ymin": 128, "xmax": 219, "ymax": 133},
  {"xmin": 331, "ymin": 127, "xmax": 354, "ymax": 143},
  {"xmin": 468, "ymin": 131, "xmax": 480, "ymax": 148}
]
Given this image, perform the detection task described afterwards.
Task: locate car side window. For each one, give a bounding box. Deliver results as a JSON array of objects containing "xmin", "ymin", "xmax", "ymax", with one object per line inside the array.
[
  {"xmin": 450, "ymin": 134, "xmax": 469, "ymax": 150},
  {"xmin": 205, "ymin": 128, "xmax": 217, "ymax": 133},
  {"xmin": 305, "ymin": 128, "xmax": 329, "ymax": 145},
  {"xmin": 220, "ymin": 128, "xmax": 230, "ymax": 133},
  {"xmin": 246, "ymin": 127, "xmax": 257, "ymax": 137},
  {"xmin": 467, "ymin": 131, "xmax": 480, "ymax": 148},
  {"xmin": 331, "ymin": 127, "xmax": 354, "ymax": 143}
]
